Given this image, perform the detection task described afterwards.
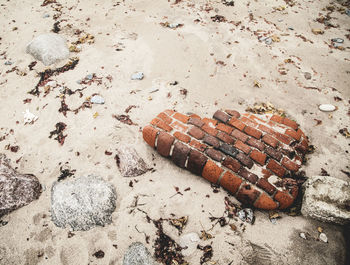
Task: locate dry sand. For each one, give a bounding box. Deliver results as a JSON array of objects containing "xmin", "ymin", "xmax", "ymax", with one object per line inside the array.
[{"xmin": 0, "ymin": 0, "xmax": 349, "ymax": 264}]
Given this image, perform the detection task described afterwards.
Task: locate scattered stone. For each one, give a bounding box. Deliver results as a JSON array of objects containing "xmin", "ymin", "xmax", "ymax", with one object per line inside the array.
[
  {"xmin": 319, "ymin": 104, "xmax": 336, "ymax": 112},
  {"xmin": 301, "ymin": 175, "xmax": 350, "ymax": 225},
  {"xmin": 90, "ymin": 95, "xmax": 105, "ymax": 104},
  {"xmin": 131, "ymin": 72, "xmax": 144, "ymax": 80},
  {"xmin": 265, "ymin": 38, "xmax": 272, "ymax": 45},
  {"xmin": 86, "ymin": 74, "xmax": 93, "ymax": 80},
  {"xmin": 4, "ymin": 61, "xmax": 13, "ymax": 65},
  {"xmin": 304, "ymin": 72, "xmax": 312, "ymax": 80},
  {"xmin": 299, "ymin": 232, "xmax": 307, "ymax": 240},
  {"xmin": 43, "ymin": 14, "xmax": 50, "ymax": 18},
  {"xmin": 0, "ymin": 154, "xmax": 41, "ymax": 217},
  {"xmin": 51, "ymin": 175, "xmax": 117, "ymax": 231},
  {"xmin": 26, "ymin": 33, "xmax": 69, "ymax": 66},
  {"xmin": 312, "ymin": 29, "xmax": 324, "ymax": 35},
  {"xmin": 319, "ymin": 233, "xmax": 328, "ymax": 243},
  {"xmin": 237, "ymin": 208, "xmax": 255, "ymax": 224},
  {"xmin": 23, "ymin": 109, "xmax": 38, "ymax": 124},
  {"xmin": 179, "ymin": 232, "xmax": 200, "ymax": 256},
  {"xmin": 123, "ymin": 242, "xmax": 157, "ymax": 265},
  {"xmin": 331, "ymin": 38, "xmax": 344, "ymax": 43},
  {"xmin": 115, "ymin": 144, "xmax": 149, "ymax": 177},
  {"xmin": 222, "ymin": 0, "xmax": 234, "ymax": 6}
]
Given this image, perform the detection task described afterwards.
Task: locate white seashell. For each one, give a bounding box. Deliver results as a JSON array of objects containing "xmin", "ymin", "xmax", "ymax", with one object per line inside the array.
[
  {"xmin": 319, "ymin": 233, "xmax": 328, "ymax": 243},
  {"xmin": 319, "ymin": 104, "xmax": 336, "ymax": 112},
  {"xmin": 23, "ymin": 109, "xmax": 38, "ymax": 124}
]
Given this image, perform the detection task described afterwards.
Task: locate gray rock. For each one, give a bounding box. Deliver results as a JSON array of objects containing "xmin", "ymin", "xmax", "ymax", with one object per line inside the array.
[
  {"xmin": 123, "ymin": 242, "xmax": 157, "ymax": 265},
  {"xmin": 304, "ymin": 72, "xmax": 311, "ymax": 80},
  {"xmin": 115, "ymin": 144, "xmax": 148, "ymax": 177},
  {"xmin": 131, "ymin": 72, "xmax": 144, "ymax": 80},
  {"xmin": 51, "ymin": 175, "xmax": 117, "ymax": 231},
  {"xmin": 0, "ymin": 154, "xmax": 41, "ymax": 217},
  {"xmin": 301, "ymin": 176, "xmax": 350, "ymax": 225},
  {"xmin": 26, "ymin": 33, "xmax": 69, "ymax": 66},
  {"xmin": 265, "ymin": 38, "xmax": 272, "ymax": 45}
]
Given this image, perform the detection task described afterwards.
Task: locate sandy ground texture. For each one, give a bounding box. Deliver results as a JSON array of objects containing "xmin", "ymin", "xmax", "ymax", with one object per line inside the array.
[{"xmin": 0, "ymin": 0, "xmax": 349, "ymax": 264}]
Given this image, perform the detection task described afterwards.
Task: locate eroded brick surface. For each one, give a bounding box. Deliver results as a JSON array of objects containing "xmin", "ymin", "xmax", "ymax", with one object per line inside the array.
[{"xmin": 143, "ymin": 109, "xmax": 309, "ymax": 210}]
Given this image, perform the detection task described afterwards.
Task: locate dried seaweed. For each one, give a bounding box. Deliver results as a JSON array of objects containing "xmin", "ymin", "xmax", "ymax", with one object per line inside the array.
[
  {"xmin": 58, "ymin": 165, "xmax": 76, "ymax": 181},
  {"xmin": 197, "ymin": 244, "xmax": 213, "ymax": 264},
  {"xmin": 29, "ymin": 58, "xmax": 79, "ymax": 96},
  {"xmin": 112, "ymin": 114, "xmax": 137, "ymax": 125},
  {"xmin": 169, "ymin": 216, "xmax": 188, "ymax": 235},
  {"xmin": 211, "ymin": 15, "xmax": 226, "ymax": 22},
  {"xmin": 28, "ymin": 61, "xmax": 37, "ymax": 70},
  {"xmin": 49, "ymin": 122, "xmax": 67, "ymax": 145},
  {"xmin": 246, "ymin": 102, "xmax": 285, "ymax": 116}
]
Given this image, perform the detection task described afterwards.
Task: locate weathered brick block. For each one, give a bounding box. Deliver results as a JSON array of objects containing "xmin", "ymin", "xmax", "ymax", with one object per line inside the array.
[
  {"xmin": 187, "ymin": 149, "xmax": 208, "ymax": 175},
  {"xmin": 157, "ymin": 132, "xmax": 175, "ymax": 157},
  {"xmin": 250, "ymin": 150, "xmax": 267, "ymax": 165},
  {"xmin": 216, "ymin": 131, "xmax": 235, "ymax": 145},
  {"xmin": 220, "ymin": 171, "xmax": 242, "ymax": 194},
  {"xmin": 174, "ymin": 131, "xmax": 191, "ymax": 143},
  {"xmin": 205, "ymin": 148, "xmax": 224, "ymax": 162},
  {"xmin": 202, "ymin": 160, "xmax": 223, "ymax": 184},
  {"xmin": 143, "ymin": 110, "xmax": 309, "ymax": 210},
  {"xmin": 164, "ymin": 109, "xmax": 175, "ymax": 116},
  {"xmin": 213, "ymin": 110, "xmax": 231, "ymax": 123},
  {"xmin": 188, "ymin": 126, "xmax": 205, "ymax": 140},
  {"xmin": 222, "ymin": 157, "xmax": 241, "ymax": 172},
  {"xmin": 262, "ymin": 134, "xmax": 279, "ymax": 148},
  {"xmin": 171, "ymin": 141, "xmax": 190, "ymax": 168},
  {"xmin": 142, "ymin": 125, "xmax": 159, "ymax": 148}
]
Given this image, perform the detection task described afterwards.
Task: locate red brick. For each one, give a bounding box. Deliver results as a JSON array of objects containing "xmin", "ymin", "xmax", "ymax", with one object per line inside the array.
[
  {"xmin": 171, "ymin": 141, "xmax": 190, "ymax": 168},
  {"xmin": 225, "ymin": 109, "xmax": 240, "ymax": 118},
  {"xmin": 213, "ymin": 110, "xmax": 231, "ymax": 123},
  {"xmin": 142, "ymin": 125, "xmax": 159, "ymax": 148},
  {"xmin": 262, "ymin": 134, "xmax": 279, "ymax": 148},
  {"xmin": 250, "ymin": 150, "xmax": 267, "ymax": 165},
  {"xmin": 236, "ymin": 184, "xmax": 260, "ymax": 205},
  {"xmin": 261, "ymin": 168, "xmax": 272, "ymax": 178},
  {"xmin": 174, "ymin": 131, "xmax": 191, "ymax": 143},
  {"xmin": 151, "ymin": 118, "xmax": 173, "ymax": 132},
  {"xmin": 187, "ymin": 149, "xmax": 208, "ymax": 175},
  {"xmin": 249, "ymin": 114, "xmax": 267, "ymax": 123},
  {"xmin": 219, "ymin": 171, "xmax": 242, "ymax": 195},
  {"xmin": 201, "ymin": 124, "xmax": 218, "ymax": 136},
  {"xmin": 216, "ymin": 131, "xmax": 235, "ymax": 144},
  {"xmin": 254, "ymin": 193, "xmax": 278, "ymax": 210},
  {"xmin": 265, "ymin": 146, "xmax": 283, "ymax": 161},
  {"xmin": 156, "ymin": 132, "xmax": 175, "ymax": 157},
  {"xmin": 234, "ymin": 140, "xmax": 251, "ymax": 154},
  {"xmin": 258, "ymin": 124, "xmax": 275, "ymax": 134},
  {"xmin": 274, "ymin": 190, "xmax": 294, "ymax": 209},
  {"xmin": 188, "ymin": 117, "xmax": 205, "ymax": 127},
  {"xmin": 296, "ymin": 139, "xmax": 308, "ymax": 154},
  {"xmin": 281, "ymin": 157, "xmax": 300, "ymax": 172},
  {"xmin": 222, "ymin": 157, "xmax": 241, "ymax": 172},
  {"xmin": 188, "ymin": 126, "xmax": 205, "ymax": 140},
  {"xmin": 244, "ymin": 126, "xmax": 262, "ymax": 139},
  {"xmin": 257, "ymin": 178, "xmax": 276, "ymax": 195},
  {"xmin": 290, "ymin": 185, "xmax": 299, "ymax": 199},
  {"xmin": 189, "ymin": 113, "xmax": 201, "ymax": 119},
  {"xmin": 236, "ymin": 152, "xmax": 253, "ymax": 169},
  {"xmin": 203, "ymin": 134, "xmax": 220, "ymax": 148},
  {"xmin": 241, "ymin": 116, "xmax": 258, "ymax": 127},
  {"xmin": 247, "ymin": 137, "xmax": 265, "ymax": 151},
  {"xmin": 216, "ymin": 123, "xmax": 233, "ymax": 134},
  {"xmin": 205, "ymin": 148, "xmax": 224, "ymax": 162},
  {"xmin": 189, "ymin": 139, "xmax": 207, "ymax": 152},
  {"xmin": 238, "ymin": 168, "xmax": 258, "ymax": 184},
  {"xmin": 274, "ymin": 132, "xmax": 293, "ymax": 145},
  {"xmin": 173, "ymin": 112, "xmax": 189, "ymax": 123},
  {"xmin": 202, "ymin": 118, "xmax": 217, "ymax": 127},
  {"xmin": 157, "ymin": 112, "xmax": 173, "ymax": 124},
  {"xmin": 228, "ymin": 118, "xmax": 246, "ymax": 131},
  {"xmin": 283, "ymin": 117, "xmax": 298, "ymax": 130},
  {"xmin": 270, "ymin": 115, "xmax": 283, "ymax": 124},
  {"xmin": 267, "ymin": 159, "xmax": 286, "ymax": 177},
  {"xmin": 202, "ymin": 160, "xmax": 223, "ymax": 184},
  {"xmin": 164, "ymin": 109, "xmax": 175, "ymax": 116},
  {"xmin": 171, "ymin": 121, "xmax": 188, "ymax": 133},
  {"xmin": 285, "ymin": 128, "xmax": 301, "ymax": 141},
  {"xmin": 231, "ymin": 129, "xmax": 249, "ymax": 142}
]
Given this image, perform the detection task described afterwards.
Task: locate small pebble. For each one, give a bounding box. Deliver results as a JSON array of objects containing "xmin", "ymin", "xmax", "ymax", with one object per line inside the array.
[
  {"xmin": 331, "ymin": 38, "xmax": 344, "ymax": 43},
  {"xmin": 86, "ymin": 74, "xmax": 93, "ymax": 80},
  {"xmin": 346, "ymin": 9, "xmax": 350, "ymax": 17},
  {"xmin": 43, "ymin": 14, "xmax": 50, "ymax": 18},
  {"xmin": 4, "ymin": 61, "xmax": 13, "ymax": 65},
  {"xmin": 319, "ymin": 104, "xmax": 336, "ymax": 112},
  {"xmin": 90, "ymin": 95, "xmax": 105, "ymax": 104},
  {"xmin": 299, "ymin": 232, "xmax": 307, "ymax": 240},
  {"xmin": 319, "ymin": 233, "xmax": 328, "ymax": 243},
  {"xmin": 288, "ymin": 27, "xmax": 294, "ymax": 30},
  {"xmin": 304, "ymin": 72, "xmax": 312, "ymax": 80},
  {"xmin": 131, "ymin": 72, "xmax": 144, "ymax": 80},
  {"xmin": 265, "ymin": 38, "xmax": 272, "ymax": 45}
]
